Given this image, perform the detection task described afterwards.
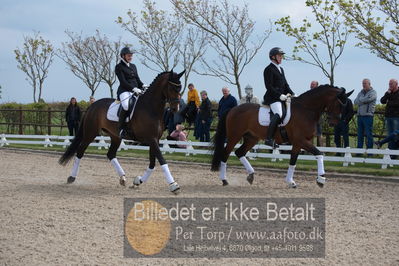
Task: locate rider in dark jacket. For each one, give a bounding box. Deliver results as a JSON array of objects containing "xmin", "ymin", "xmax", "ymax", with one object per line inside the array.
[
  {"xmin": 263, "ymin": 47, "xmax": 294, "ymax": 148},
  {"xmin": 115, "ymin": 47, "xmax": 144, "ymax": 139}
]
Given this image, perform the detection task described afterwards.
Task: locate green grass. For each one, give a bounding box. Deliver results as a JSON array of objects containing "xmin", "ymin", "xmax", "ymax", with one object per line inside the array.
[{"xmin": 2, "ymin": 142, "xmax": 398, "ymax": 177}]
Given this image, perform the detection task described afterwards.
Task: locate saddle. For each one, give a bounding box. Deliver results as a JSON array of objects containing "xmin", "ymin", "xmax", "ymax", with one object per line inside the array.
[
  {"xmin": 258, "ymin": 101, "xmax": 292, "ymax": 144},
  {"xmin": 106, "ymin": 95, "xmax": 139, "ymax": 123}
]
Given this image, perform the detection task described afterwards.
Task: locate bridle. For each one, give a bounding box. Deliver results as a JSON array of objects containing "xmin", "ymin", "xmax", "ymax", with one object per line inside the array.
[
  {"xmin": 166, "ymin": 80, "xmax": 182, "ymax": 105},
  {"xmin": 325, "ymin": 95, "xmax": 347, "ymax": 122}
]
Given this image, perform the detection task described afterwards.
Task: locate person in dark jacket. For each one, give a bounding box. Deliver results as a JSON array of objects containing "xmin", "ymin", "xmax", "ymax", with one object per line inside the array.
[
  {"xmin": 217, "ymin": 87, "xmax": 237, "ymax": 119},
  {"xmin": 334, "ymin": 98, "xmax": 354, "ymax": 148},
  {"xmin": 65, "ymin": 97, "xmax": 81, "ymax": 136},
  {"xmin": 115, "ymin": 46, "xmax": 145, "ymax": 139},
  {"xmin": 198, "ymin": 90, "xmax": 213, "ymax": 142},
  {"xmin": 263, "ymin": 47, "xmax": 294, "ymax": 148},
  {"xmin": 380, "ymin": 79, "xmax": 399, "ymax": 149}
]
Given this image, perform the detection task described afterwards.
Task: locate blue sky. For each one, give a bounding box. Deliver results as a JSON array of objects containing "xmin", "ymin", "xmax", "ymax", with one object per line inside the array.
[{"xmin": 0, "ymin": 0, "xmax": 397, "ymax": 103}]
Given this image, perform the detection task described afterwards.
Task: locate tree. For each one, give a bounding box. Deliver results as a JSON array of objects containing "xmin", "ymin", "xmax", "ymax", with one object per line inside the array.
[
  {"xmin": 172, "ymin": 0, "xmax": 271, "ymax": 99},
  {"xmin": 275, "ymin": 0, "xmax": 350, "ymax": 86},
  {"xmin": 88, "ymin": 30, "xmax": 123, "ymax": 98},
  {"xmin": 0, "ymin": 85, "xmax": 2, "ymax": 100},
  {"xmin": 14, "ymin": 32, "xmax": 55, "ymax": 103},
  {"xmin": 58, "ymin": 31, "xmax": 103, "ymax": 97},
  {"xmin": 117, "ymin": 0, "xmax": 183, "ymax": 72},
  {"xmin": 338, "ymin": 0, "xmax": 399, "ymax": 66}
]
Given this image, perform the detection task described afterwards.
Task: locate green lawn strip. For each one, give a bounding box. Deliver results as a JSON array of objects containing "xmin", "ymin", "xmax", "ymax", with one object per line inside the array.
[{"xmin": 3, "ymin": 143, "xmax": 398, "ymax": 177}]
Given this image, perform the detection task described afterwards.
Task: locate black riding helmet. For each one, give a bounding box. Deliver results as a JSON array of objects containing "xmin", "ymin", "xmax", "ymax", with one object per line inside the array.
[
  {"xmin": 269, "ymin": 47, "xmax": 285, "ymax": 60},
  {"xmin": 120, "ymin": 47, "xmax": 133, "ymax": 57}
]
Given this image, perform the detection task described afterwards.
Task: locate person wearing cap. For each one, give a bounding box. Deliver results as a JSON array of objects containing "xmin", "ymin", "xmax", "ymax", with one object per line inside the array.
[
  {"xmin": 263, "ymin": 47, "xmax": 294, "ymax": 148},
  {"xmin": 115, "ymin": 47, "xmax": 145, "ymax": 139}
]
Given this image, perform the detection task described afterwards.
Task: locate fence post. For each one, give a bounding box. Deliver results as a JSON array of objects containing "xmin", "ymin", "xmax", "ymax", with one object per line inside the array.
[
  {"xmin": 19, "ymin": 107, "xmax": 23, "ymax": 134},
  {"xmin": 47, "ymin": 107, "xmax": 51, "ymax": 135}
]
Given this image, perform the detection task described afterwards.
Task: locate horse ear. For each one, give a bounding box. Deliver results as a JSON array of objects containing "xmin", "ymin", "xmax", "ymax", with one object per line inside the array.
[
  {"xmin": 170, "ymin": 68, "xmax": 174, "ymax": 74},
  {"xmin": 177, "ymin": 69, "xmax": 186, "ymax": 79},
  {"xmin": 346, "ymin": 90, "xmax": 354, "ymax": 98}
]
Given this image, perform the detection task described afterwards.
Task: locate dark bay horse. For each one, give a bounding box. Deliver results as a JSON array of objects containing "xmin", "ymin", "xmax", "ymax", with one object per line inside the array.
[
  {"xmin": 59, "ymin": 70, "xmax": 185, "ymax": 194},
  {"xmin": 211, "ymin": 85, "xmax": 353, "ymax": 188}
]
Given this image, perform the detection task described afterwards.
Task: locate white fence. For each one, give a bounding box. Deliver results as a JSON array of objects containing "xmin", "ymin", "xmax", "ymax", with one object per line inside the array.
[{"xmin": 1, "ymin": 134, "xmax": 399, "ymax": 169}]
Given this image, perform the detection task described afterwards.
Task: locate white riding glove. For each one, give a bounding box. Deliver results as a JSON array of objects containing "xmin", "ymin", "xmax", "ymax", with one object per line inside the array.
[
  {"xmin": 132, "ymin": 87, "xmax": 143, "ymax": 95},
  {"xmin": 279, "ymin": 94, "xmax": 288, "ymax": 101}
]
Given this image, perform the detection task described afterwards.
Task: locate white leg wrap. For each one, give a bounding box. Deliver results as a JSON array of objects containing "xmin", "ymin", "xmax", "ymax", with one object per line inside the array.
[
  {"xmin": 161, "ymin": 164, "xmax": 175, "ymax": 184},
  {"xmin": 316, "ymin": 155, "xmax": 325, "ymax": 176},
  {"xmin": 110, "ymin": 158, "xmax": 125, "ymax": 177},
  {"xmin": 239, "ymin": 157, "xmax": 254, "ymax": 174},
  {"xmin": 140, "ymin": 167, "xmax": 155, "ymax": 183},
  {"xmin": 71, "ymin": 157, "xmax": 81, "ymax": 178},
  {"xmin": 286, "ymin": 165, "xmax": 296, "ymax": 183},
  {"xmin": 219, "ymin": 161, "xmax": 227, "ymax": 180}
]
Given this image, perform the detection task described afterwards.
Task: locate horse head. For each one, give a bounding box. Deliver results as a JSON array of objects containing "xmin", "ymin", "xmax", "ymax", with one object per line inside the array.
[
  {"xmin": 165, "ymin": 69, "xmax": 185, "ymax": 112},
  {"xmin": 325, "ymin": 87, "xmax": 354, "ymax": 126}
]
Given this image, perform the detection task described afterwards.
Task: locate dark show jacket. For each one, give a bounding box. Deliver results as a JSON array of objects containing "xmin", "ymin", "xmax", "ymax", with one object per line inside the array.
[
  {"xmin": 115, "ymin": 61, "xmax": 144, "ymax": 98},
  {"xmin": 381, "ymin": 90, "xmax": 399, "ymax": 117},
  {"xmin": 263, "ymin": 63, "xmax": 294, "ymax": 105}
]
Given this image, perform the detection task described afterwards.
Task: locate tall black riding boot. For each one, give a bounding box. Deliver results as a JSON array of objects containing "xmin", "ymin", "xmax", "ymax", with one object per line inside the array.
[
  {"xmin": 265, "ymin": 114, "xmax": 281, "ymax": 149},
  {"xmin": 118, "ymin": 109, "xmax": 129, "ymax": 139}
]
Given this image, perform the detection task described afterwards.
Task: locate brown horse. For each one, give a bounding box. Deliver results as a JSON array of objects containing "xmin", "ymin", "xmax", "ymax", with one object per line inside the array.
[
  {"xmin": 211, "ymin": 85, "xmax": 353, "ymax": 188},
  {"xmin": 59, "ymin": 70, "xmax": 185, "ymax": 194}
]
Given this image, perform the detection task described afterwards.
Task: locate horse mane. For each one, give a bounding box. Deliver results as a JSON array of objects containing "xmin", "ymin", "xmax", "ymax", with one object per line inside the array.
[
  {"xmin": 148, "ymin": 71, "xmax": 170, "ymax": 89},
  {"xmin": 298, "ymin": 84, "xmax": 340, "ymax": 97}
]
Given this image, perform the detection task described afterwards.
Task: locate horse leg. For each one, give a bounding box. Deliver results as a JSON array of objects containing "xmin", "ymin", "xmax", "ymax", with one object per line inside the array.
[
  {"xmin": 149, "ymin": 139, "xmax": 180, "ymax": 194},
  {"xmin": 219, "ymin": 135, "xmax": 242, "ymax": 186},
  {"xmin": 286, "ymin": 146, "xmax": 301, "ymax": 188},
  {"xmin": 301, "ymin": 141, "xmax": 326, "ymax": 187},
  {"xmin": 133, "ymin": 146, "xmax": 156, "ymax": 187},
  {"xmin": 107, "ymin": 136, "xmax": 127, "ymax": 186},
  {"xmin": 68, "ymin": 133, "xmax": 97, "ymax": 184},
  {"xmin": 234, "ymin": 134, "xmax": 258, "ymax": 184}
]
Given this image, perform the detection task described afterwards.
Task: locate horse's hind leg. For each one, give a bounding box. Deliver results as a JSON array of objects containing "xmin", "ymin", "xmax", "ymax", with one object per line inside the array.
[
  {"xmin": 133, "ymin": 146, "xmax": 156, "ymax": 187},
  {"xmin": 219, "ymin": 134, "xmax": 242, "ymax": 186},
  {"xmin": 235, "ymin": 134, "xmax": 258, "ymax": 184},
  {"xmin": 107, "ymin": 136, "xmax": 127, "ymax": 186},
  {"xmin": 68, "ymin": 133, "xmax": 97, "ymax": 184}
]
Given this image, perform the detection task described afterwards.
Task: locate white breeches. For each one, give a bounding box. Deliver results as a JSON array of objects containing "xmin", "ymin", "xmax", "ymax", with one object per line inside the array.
[
  {"xmin": 270, "ymin": 102, "xmax": 283, "ymax": 117},
  {"xmin": 120, "ymin": 91, "xmax": 133, "ymax": 111}
]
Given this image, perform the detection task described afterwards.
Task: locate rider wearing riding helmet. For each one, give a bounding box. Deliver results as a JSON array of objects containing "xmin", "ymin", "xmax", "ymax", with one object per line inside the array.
[
  {"xmin": 115, "ymin": 46, "xmax": 144, "ymax": 139},
  {"xmin": 263, "ymin": 47, "xmax": 294, "ymax": 148}
]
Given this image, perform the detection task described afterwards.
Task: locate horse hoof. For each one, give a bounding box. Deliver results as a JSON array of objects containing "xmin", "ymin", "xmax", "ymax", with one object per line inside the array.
[
  {"xmin": 119, "ymin": 176, "xmax": 126, "ymax": 186},
  {"xmin": 133, "ymin": 176, "xmax": 142, "ymax": 187},
  {"xmin": 287, "ymin": 182, "xmax": 297, "ymax": 188},
  {"xmin": 169, "ymin": 182, "xmax": 180, "ymax": 194},
  {"xmin": 222, "ymin": 180, "xmax": 229, "ymax": 186},
  {"xmin": 67, "ymin": 176, "xmax": 75, "ymax": 184},
  {"xmin": 247, "ymin": 173, "xmax": 254, "ymax": 185},
  {"xmin": 316, "ymin": 175, "xmax": 325, "ymax": 188}
]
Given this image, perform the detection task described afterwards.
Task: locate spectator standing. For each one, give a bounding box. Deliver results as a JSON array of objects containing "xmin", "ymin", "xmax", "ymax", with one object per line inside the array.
[
  {"xmin": 310, "ymin": 80, "xmax": 323, "ymax": 146},
  {"xmin": 239, "ymin": 85, "xmax": 259, "ymax": 104},
  {"xmin": 198, "ymin": 90, "xmax": 213, "ymax": 142},
  {"xmin": 217, "ymin": 87, "xmax": 237, "ymax": 119},
  {"xmin": 89, "ymin": 96, "xmax": 95, "ymax": 104},
  {"xmin": 65, "ymin": 97, "xmax": 81, "ymax": 136},
  {"xmin": 354, "ymin": 79, "xmax": 377, "ymax": 149},
  {"xmin": 334, "ymin": 98, "xmax": 354, "ymax": 149},
  {"xmin": 380, "ymin": 79, "xmax": 399, "ymax": 150},
  {"xmin": 183, "ymin": 83, "xmax": 200, "ymax": 126}
]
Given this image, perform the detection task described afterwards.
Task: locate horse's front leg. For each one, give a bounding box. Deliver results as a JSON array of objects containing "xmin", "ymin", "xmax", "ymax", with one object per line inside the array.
[
  {"xmin": 149, "ymin": 139, "xmax": 180, "ymax": 194},
  {"xmin": 301, "ymin": 141, "xmax": 326, "ymax": 187}
]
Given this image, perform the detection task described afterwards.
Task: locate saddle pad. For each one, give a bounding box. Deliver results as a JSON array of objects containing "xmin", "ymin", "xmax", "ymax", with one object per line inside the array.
[
  {"xmin": 258, "ymin": 102, "xmax": 291, "ymax": 127},
  {"xmin": 106, "ymin": 97, "xmax": 137, "ymax": 122}
]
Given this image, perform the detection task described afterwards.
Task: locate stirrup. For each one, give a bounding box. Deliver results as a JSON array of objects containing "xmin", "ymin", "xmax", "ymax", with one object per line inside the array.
[
  {"xmin": 265, "ymin": 139, "xmax": 279, "ymax": 149},
  {"xmin": 119, "ymin": 129, "xmax": 128, "ymax": 139}
]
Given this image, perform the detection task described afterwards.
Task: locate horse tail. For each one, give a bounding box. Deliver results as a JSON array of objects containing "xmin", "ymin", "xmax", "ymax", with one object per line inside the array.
[
  {"xmin": 211, "ymin": 110, "xmax": 229, "ymax": 171},
  {"xmin": 58, "ymin": 115, "xmax": 85, "ymax": 166}
]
